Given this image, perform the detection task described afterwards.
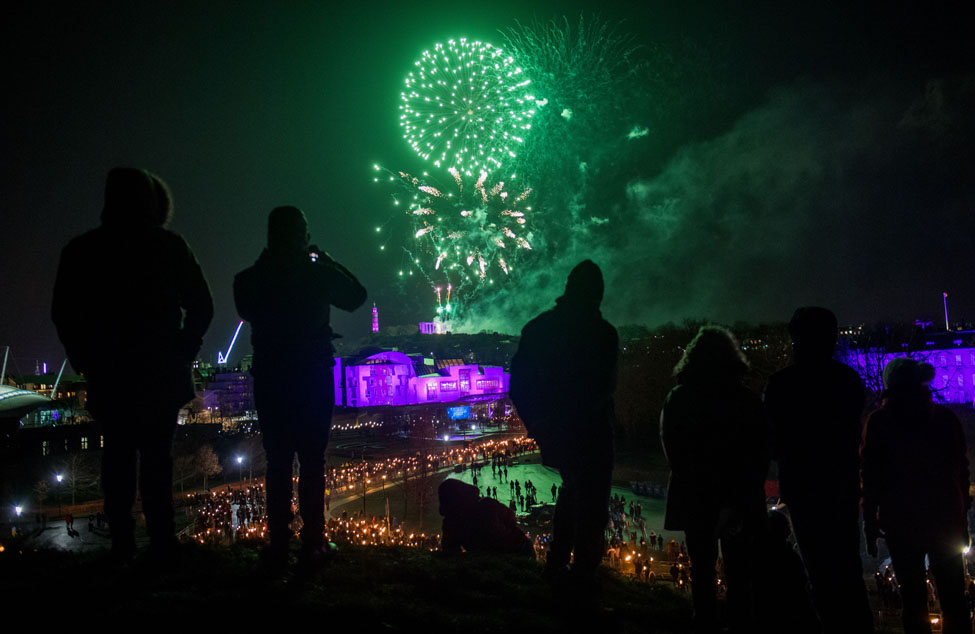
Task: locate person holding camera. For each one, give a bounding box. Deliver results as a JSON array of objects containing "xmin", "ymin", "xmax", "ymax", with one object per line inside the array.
[{"xmin": 234, "ymin": 206, "xmax": 366, "ymax": 570}]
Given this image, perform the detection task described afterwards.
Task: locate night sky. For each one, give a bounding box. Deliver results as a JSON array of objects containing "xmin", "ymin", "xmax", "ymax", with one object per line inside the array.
[{"xmin": 3, "ymin": 0, "xmax": 973, "ymax": 371}]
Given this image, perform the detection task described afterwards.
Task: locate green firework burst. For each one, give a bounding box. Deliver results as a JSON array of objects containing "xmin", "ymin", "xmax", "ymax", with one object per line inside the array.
[{"xmin": 400, "ymin": 38, "xmax": 536, "ymax": 177}]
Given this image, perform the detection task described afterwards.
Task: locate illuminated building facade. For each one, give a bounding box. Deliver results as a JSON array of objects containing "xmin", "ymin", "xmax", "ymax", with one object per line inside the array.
[
  {"xmin": 418, "ymin": 318, "xmax": 452, "ymax": 335},
  {"xmin": 844, "ymin": 330, "xmax": 975, "ymax": 406},
  {"xmin": 333, "ymin": 350, "xmax": 509, "ymax": 408}
]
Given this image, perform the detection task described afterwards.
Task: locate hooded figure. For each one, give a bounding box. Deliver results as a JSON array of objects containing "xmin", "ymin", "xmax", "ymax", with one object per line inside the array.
[
  {"xmin": 862, "ymin": 358, "xmax": 971, "ymax": 634},
  {"xmin": 52, "ymin": 168, "xmax": 213, "ymax": 559},
  {"xmin": 510, "ymin": 260, "xmax": 618, "ymax": 589},
  {"xmin": 438, "ymin": 479, "xmax": 533, "ymax": 556}
]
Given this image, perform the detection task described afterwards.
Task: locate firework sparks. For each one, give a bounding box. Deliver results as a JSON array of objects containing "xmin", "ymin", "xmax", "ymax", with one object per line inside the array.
[
  {"xmin": 400, "ymin": 38, "xmax": 536, "ymax": 177},
  {"xmin": 377, "ymin": 166, "xmax": 534, "ymax": 293}
]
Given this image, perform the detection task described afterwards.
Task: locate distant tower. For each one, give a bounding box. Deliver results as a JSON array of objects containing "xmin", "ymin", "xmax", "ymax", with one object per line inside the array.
[{"xmin": 372, "ymin": 303, "xmax": 379, "ymax": 333}]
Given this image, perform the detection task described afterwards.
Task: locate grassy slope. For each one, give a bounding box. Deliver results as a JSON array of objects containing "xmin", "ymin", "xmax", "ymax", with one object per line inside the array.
[{"xmin": 0, "ymin": 542, "xmax": 692, "ymax": 632}]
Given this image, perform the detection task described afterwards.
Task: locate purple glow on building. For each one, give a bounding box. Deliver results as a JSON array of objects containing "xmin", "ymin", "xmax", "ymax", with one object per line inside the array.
[
  {"xmin": 845, "ymin": 331, "xmax": 975, "ymax": 406},
  {"xmin": 333, "ymin": 350, "xmax": 509, "ymax": 408}
]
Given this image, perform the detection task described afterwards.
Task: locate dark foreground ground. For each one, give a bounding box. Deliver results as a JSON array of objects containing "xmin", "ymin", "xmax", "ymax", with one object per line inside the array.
[{"xmin": 0, "ymin": 541, "xmax": 694, "ymax": 632}]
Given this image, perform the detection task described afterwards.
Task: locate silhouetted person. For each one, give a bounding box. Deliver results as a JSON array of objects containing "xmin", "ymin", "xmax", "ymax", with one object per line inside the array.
[
  {"xmin": 764, "ymin": 307, "xmax": 873, "ymax": 633},
  {"xmin": 660, "ymin": 326, "xmax": 769, "ymax": 633},
  {"xmin": 234, "ymin": 206, "xmax": 365, "ymax": 568},
  {"xmin": 52, "ymin": 168, "xmax": 213, "ymax": 559},
  {"xmin": 510, "ymin": 260, "xmax": 618, "ymax": 592},
  {"xmin": 438, "ymin": 479, "xmax": 534, "ymax": 557},
  {"xmin": 862, "ymin": 359, "xmax": 971, "ymax": 634}
]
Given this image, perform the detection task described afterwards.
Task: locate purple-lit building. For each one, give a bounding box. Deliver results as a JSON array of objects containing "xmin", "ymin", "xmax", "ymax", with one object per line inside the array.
[
  {"xmin": 333, "ymin": 350, "xmax": 509, "ymax": 409},
  {"xmin": 844, "ymin": 330, "xmax": 975, "ymax": 406}
]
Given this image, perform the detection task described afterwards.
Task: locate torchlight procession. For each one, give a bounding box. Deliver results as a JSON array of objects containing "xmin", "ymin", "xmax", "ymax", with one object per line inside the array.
[{"xmin": 184, "ymin": 436, "xmax": 538, "ymax": 550}]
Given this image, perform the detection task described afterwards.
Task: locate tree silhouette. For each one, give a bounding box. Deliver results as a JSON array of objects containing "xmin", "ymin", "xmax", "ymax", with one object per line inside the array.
[{"xmin": 195, "ymin": 445, "xmax": 222, "ymax": 491}]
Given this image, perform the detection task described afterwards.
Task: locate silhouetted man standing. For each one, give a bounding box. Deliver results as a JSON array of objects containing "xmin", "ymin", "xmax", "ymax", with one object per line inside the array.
[
  {"xmin": 510, "ymin": 260, "xmax": 618, "ymax": 594},
  {"xmin": 234, "ymin": 206, "xmax": 365, "ymax": 568},
  {"xmin": 53, "ymin": 168, "xmax": 213, "ymax": 560},
  {"xmin": 765, "ymin": 307, "xmax": 873, "ymax": 633}
]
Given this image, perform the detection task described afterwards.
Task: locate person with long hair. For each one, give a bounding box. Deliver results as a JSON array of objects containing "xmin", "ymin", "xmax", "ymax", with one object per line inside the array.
[
  {"xmin": 660, "ymin": 326, "xmax": 769, "ymax": 633},
  {"xmin": 862, "ymin": 359, "xmax": 971, "ymax": 634}
]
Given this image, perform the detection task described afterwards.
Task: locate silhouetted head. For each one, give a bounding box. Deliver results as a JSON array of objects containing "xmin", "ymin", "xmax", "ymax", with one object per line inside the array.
[
  {"xmin": 267, "ymin": 206, "xmax": 309, "ymax": 253},
  {"xmin": 557, "ymin": 259, "xmax": 604, "ymax": 309},
  {"xmin": 673, "ymin": 325, "xmax": 748, "ymax": 383},
  {"xmin": 788, "ymin": 307, "xmax": 838, "ymax": 362},
  {"xmin": 883, "ymin": 358, "xmax": 934, "ymax": 392},
  {"xmin": 438, "ymin": 478, "xmax": 479, "ymax": 517},
  {"xmin": 101, "ymin": 167, "xmax": 173, "ymax": 227},
  {"xmin": 882, "ymin": 358, "xmax": 935, "ymax": 413}
]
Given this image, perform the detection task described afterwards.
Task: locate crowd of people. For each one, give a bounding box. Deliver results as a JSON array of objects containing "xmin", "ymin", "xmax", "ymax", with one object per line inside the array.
[
  {"xmin": 322, "ymin": 436, "xmax": 536, "ymax": 499},
  {"xmin": 50, "ymin": 170, "xmax": 971, "ymax": 630},
  {"xmin": 182, "ymin": 435, "xmax": 537, "ymax": 547},
  {"xmin": 185, "ymin": 485, "xmax": 441, "ymax": 550},
  {"xmin": 659, "ymin": 311, "xmax": 971, "ymax": 634},
  {"xmin": 188, "ymin": 485, "xmax": 268, "ymax": 544},
  {"xmin": 182, "ymin": 442, "xmax": 669, "ymax": 567}
]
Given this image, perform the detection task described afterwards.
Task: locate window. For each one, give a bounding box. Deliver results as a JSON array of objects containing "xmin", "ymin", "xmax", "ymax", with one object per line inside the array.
[
  {"xmin": 440, "ymin": 381, "xmax": 457, "ymax": 392},
  {"xmin": 99, "ymin": 435, "xmax": 104, "ymax": 448},
  {"xmin": 42, "ymin": 440, "xmax": 50, "ymax": 456},
  {"xmin": 81, "ymin": 437, "xmax": 88, "ymax": 450},
  {"xmin": 426, "ymin": 384, "xmax": 437, "ymax": 400}
]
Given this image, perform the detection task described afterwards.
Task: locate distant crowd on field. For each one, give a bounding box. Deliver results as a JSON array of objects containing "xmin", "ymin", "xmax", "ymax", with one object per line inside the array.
[{"xmin": 320, "ymin": 435, "xmax": 536, "ymax": 507}]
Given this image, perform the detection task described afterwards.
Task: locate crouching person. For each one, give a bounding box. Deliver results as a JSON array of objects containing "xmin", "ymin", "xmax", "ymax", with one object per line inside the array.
[{"xmin": 439, "ymin": 479, "xmax": 534, "ymax": 557}]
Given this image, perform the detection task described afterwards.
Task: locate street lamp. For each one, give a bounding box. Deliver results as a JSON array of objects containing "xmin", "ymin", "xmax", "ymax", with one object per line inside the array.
[
  {"xmin": 56, "ymin": 473, "xmax": 63, "ymax": 516},
  {"xmin": 382, "ymin": 474, "xmax": 389, "ymax": 543}
]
